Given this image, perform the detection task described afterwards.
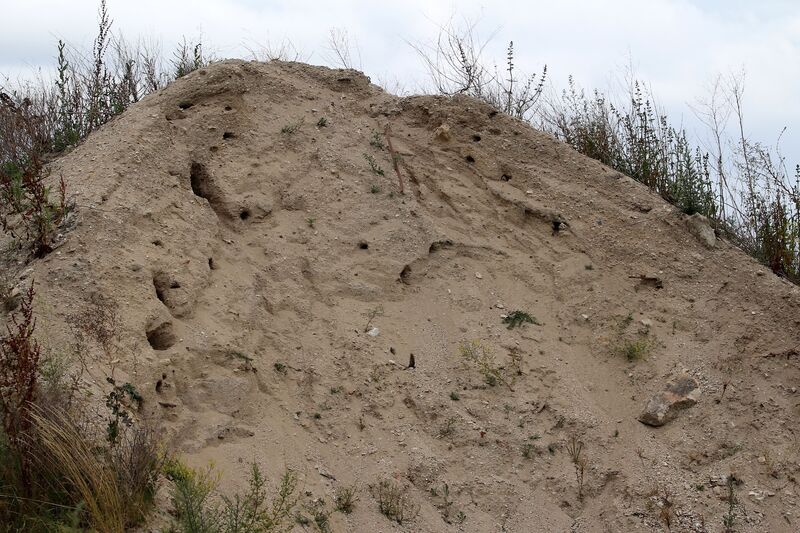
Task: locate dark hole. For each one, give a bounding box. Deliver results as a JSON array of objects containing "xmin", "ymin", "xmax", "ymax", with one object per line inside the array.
[
  {"xmin": 240, "ymin": 210, "xmax": 251, "ymax": 220},
  {"xmin": 147, "ymin": 322, "xmax": 176, "ymax": 351},
  {"xmin": 209, "ymin": 146, "xmax": 219, "ymax": 152},
  {"xmin": 170, "ymin": 281, "xmax": 181, "ymax": 289},
  {"xmin": 358, "ymin": 241, "xmax": 369, "ymax": 250},
  {"xmin": 488, "ymin": 110, "xmax": 498, "ymax": 118},
  {"xmin": 224, "ymin": 105, "xmax": 233, "ymax": 111},
  {"xmin": 208, "ymin": 257, "xmax": 216, "ymax": 270},
  {"xmin": 501, "ymin": 174, "xmax": 512, "ymax": 182},
  {"xmin": 152, "ymin": 239, "xmax": 163, "ymax": 247},
  {"xmin": 223, "ymin": 132, "xmax": 235, "ymax": 139},
  {"xmin": 399, "ymin": 265, "xmax": 411, "ymax": 284},
  {"xmin": 472, "ymin": 134, "xmax": 482, "ymax": 142},
  {"xmin": 178, "ymin": 101, "xmax": 194, "ymax": 110},
  {"xmin": 153, "ymin": 272, "xmax": 169, "ymax": 304},
  {"xmin": 190, "ymin": 162, "xmax": 208, "ymax": 199},
  {"xmin": 428, "ymin": 239, "xmax": 453, "ymax": 253},
  {"xmin": 465, "ymin": 155, "xmax": 475, "ymax": 163}
]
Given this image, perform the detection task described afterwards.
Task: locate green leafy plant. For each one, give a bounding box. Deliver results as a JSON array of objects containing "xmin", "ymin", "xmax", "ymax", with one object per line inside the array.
[
  {"xmin": 316, "ymin": 117, "xmax": 328, "ymax": 128},
  {"xmin": 105, "ymin": 378, "xmax": 143, "ymax": 445},
  {"xmin": 167, "ymin": 460, "xmax": 299, "ymax": 533},
  {"xmin": 369, "ymin": 130, "xmax": 384, "ymax": 150},
  {"xmin": 502, "ymin": 310, "xmax": 540, "ymax": 329},
  {"xmin": 363, "ymin": 153, "xmax": 385, "ymax": 176}
]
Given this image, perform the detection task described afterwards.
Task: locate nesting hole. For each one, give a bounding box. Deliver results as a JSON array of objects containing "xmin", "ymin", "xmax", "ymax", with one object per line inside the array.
[
  {"xmin": 358, "ymin": 241, "xmax": 369, "ymax": 250},
  {"xmin": 178, "ymin": 101, "xmax": 194, "ymax": 110},
  {"xmin": 239, "ymin": 209, "xmax": 251, "ymax": 221},
  {"xmin": 465, "ymin": 155, "xmax": 475, "ymax": 163},
  {"xmin": 399, "ymin": 265, "xmax": 411, "ymax": 284},
  {"xmin": 223, "ymin": 131, "xmax": 235, "ymax": 139},
  {"xmin": 501, "ymin": 174, "xmax": 512, "ymax": 182},
  {"xmin": 147, "ymin": 321, "xmax": 177, "ymax": 351},
  {"xmin": 472, "ymin": 134, "xmax": 482, "ymax": 142}
]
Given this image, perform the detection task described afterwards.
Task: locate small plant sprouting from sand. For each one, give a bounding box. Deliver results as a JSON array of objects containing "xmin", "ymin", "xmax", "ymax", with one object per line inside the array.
[
  {"xmin": 316, "ymin": 117, "xmax": 328, "ymax": 128},
  {"xmin": 274, "ymin": 362, "xmax": 288, "ymax": 375},
  {"xmin": 363, "ymin": 153, "xmax": 385, "ymax": 176},
  {"xmin": 369, "ymin": 130, "xmax": 385, "ymax": 150},
  {"xmin": 334, "ymin": 485, "xmax": 358, "ymax": 514},
  {"xmin": 306, "ymin": 217, "xmax": 315, "ymax": 228},
  {"xmin": 621, "ymin": 338, "xmax": 652, "ymax": 361},
  {"xmin": 372, "ymin": 479, "xmax": 420, "ymax": 525},
  {"xmin": 281, "ymin": 119, "xmax": 304, "ymax": 135},
  {"xmin": 612, "ymin": 313, "xmax": 655, "ymax": 362},
  {"xmin": 723, "ymin": 473, "xmax": 743, "ymax": 532},
  {"xmin": 458, "ymin": 340, "xmax": 513, "ymax": 390},
  {"xmin": 449, "ymin": 391, "xmax": 460, "ymax": 401},
  {"xmin": 566, "ymin": 434, "xmax": 588, "ymax": 501},
  {"xmin": 502, "ymin": 310, "xmax": 540, "ymax": 329},
  {"xmin": 362, "ymin": 304, "xmax": 384, "ymax": 332},
  {"xmin": 438, "ymin": 416, "xmax": 458, "ymax": 438}
]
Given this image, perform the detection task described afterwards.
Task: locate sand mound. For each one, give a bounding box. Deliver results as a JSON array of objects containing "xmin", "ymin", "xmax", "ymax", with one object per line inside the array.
[{"xmin": 8, "ymin": 60, "xmax": 800, "ymax": 531}]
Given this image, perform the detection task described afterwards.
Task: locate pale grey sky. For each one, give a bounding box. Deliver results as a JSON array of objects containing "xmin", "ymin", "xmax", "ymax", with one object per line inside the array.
[{"xmin": 2, "ymin": 0, "xmax": 799, "ymax": 166}]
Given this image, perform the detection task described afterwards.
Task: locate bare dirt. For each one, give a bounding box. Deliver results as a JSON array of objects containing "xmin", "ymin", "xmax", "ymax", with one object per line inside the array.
[{"xmin": 6, "ymin": 60, "xmax": 800, "ymax": 532}]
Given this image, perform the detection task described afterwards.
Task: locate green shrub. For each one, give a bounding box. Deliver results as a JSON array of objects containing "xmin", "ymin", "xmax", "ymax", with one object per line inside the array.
[{"xmin": 167, "ymin": 460, "xmax": 299, "ymax": 533}]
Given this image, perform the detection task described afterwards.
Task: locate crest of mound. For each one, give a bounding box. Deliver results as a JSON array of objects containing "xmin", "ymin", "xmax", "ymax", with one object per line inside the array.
[{"xmin": 18, "ymin": 59, "xmax": 800, "ymax": 531}]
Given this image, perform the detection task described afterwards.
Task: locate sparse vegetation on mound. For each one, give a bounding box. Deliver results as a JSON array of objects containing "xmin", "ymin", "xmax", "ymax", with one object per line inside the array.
[{"xmin": 1, "ymin": 3, "xmax": 799, "ymax": 531}]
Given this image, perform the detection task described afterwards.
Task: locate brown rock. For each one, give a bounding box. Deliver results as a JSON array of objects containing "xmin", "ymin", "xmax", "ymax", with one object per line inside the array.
[{"xmin": 639, "ymin": 375, "xmax": 700, "ymax": 426}]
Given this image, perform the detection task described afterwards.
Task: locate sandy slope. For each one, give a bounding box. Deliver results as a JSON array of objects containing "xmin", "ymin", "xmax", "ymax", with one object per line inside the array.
[{"xmin": 6, "ymin": 60, "xmax": 800, "ymax": 532}]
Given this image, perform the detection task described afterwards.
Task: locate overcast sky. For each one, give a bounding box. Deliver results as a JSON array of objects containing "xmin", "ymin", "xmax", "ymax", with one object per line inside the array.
[{"xmin": 2, "ymin": 0, "xmax": 799, "ymax": 166}]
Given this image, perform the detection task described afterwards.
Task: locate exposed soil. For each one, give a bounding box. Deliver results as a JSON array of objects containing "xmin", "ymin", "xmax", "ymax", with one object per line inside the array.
[{"xmin": 4, "ymin": 59, "xmax": 800, "ymax": 532}]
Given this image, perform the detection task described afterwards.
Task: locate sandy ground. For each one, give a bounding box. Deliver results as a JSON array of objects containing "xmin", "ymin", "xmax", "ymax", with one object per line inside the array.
[{"xmin": 4, "ymin": 60, "xmax": 800, "ymax": 532}]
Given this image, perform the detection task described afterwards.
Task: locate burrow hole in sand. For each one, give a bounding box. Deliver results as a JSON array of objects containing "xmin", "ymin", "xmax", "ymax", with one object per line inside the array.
[{"xmin": 146, "ymin": 321, "xmax": 177, "ymax": 351}]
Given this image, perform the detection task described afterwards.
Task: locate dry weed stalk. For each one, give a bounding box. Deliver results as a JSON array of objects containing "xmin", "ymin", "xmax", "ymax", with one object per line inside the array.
[
  {"xmin": 31, "ymin": 407, "xmax": 127, "ymax": 532},
  {"xmin": 566, "ymin": 435, "xmax": 587, "ymax": 500}
]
